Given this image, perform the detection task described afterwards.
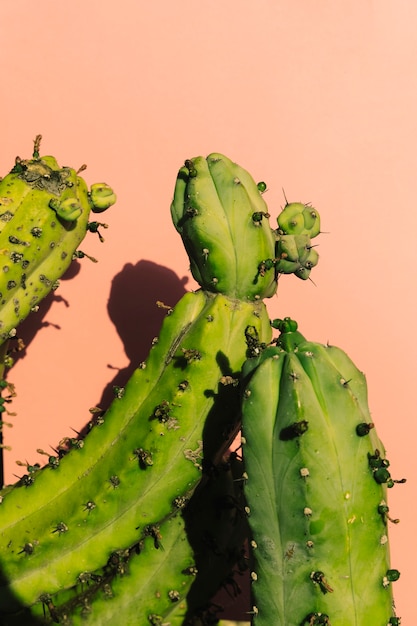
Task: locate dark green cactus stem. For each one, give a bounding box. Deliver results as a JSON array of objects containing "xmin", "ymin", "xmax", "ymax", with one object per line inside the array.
[
  {"xmin": 0, "ymin": 135, "xmax": 116, "ymax": 348},
  {"xmin": 241, "ymin": 319, "xmax": 402, "ymax": 625}
]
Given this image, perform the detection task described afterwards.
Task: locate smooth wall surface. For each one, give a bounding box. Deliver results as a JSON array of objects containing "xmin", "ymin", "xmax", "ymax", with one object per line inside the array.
[{"xmin": 2, "ymin": 1, "xmax": 416, "ymax": 622}]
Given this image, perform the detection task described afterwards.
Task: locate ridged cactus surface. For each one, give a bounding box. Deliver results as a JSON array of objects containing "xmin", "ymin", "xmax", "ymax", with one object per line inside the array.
[
  {"xmin": 171, "ymin": 154, "xmax": 277, "ymax": 300},
  {"xmin": 241, "ymin": 319, "xmax": 402, "ymax": 625},
  {"xmin": 0, "ymin": 135, "xmax": 116, "ymax": 348},
  {"xmin": 274, "ymin": 202, "xmax": 320, "ymax": 280},
  {"xmin": 0, "ymin": 153, "xmax": 278, "ymax": 623},
  {"xmin": 0, "ymin": 146, "xmax": 395, "ymax": 626}
]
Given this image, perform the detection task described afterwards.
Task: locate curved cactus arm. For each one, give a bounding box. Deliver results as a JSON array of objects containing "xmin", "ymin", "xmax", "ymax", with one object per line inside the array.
[
  {"xmin": 241, "ymin": 321, "xmax": 402, "ymax": 626},
  {"xmin": 17, "ymin": 452, "xmax": 251, "ymax": 626},
  {"xmin": 0, "ymin": 290, "xmax": 272, "ymax": 620}
]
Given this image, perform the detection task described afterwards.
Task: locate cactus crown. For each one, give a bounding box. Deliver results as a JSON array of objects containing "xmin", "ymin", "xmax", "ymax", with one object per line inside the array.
[{"xmin": 171, "ymin": 153, "xmax": 278, "ymax": 300}]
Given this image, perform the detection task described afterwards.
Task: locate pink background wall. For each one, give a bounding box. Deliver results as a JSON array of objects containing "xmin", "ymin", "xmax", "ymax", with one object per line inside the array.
[{"xmin": 2, "ymin": 1, "xmax": 416, "ymax": 622}]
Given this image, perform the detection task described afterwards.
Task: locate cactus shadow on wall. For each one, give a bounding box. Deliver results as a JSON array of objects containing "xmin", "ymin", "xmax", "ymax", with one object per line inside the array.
[
  {"xmin": 94, "ymin": 259, "xmax": 189, "ymax": 414},
  {"xmin": 8, "ymin": 258, "xmax": 189, "ymax": 418}
]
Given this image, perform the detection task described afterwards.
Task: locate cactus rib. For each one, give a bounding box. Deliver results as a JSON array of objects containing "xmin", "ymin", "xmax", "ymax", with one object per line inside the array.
[{"xmin": 241, "ymin": 320, "xmax": 402, "ymax": 625}]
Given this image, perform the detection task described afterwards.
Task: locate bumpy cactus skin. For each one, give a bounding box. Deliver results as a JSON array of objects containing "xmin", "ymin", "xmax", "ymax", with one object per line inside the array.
[
  {"xmin": 241, "ymin": 320, "xmax": 401, "ymax": 625},
  {"xmin": 0, "ymin": 136, "xmax": 116, "ymax": 346},
  {"xmin": 274, "ymin": 202, "xmax": 320, "ymax": 280},
  {"xmin": 13, "ymin": 510, "xmax": 195, "ymax": 626},
  {"xmin": 0, "ymin": 290, "xmax": 271, "ymax": 622},
  {"xmin": 171, "ymin": 154, "xmax": 277, "ymax": 300},
  {"xmin": 0, "ymin": 153, "xmax": 279, "ymax": 623}
]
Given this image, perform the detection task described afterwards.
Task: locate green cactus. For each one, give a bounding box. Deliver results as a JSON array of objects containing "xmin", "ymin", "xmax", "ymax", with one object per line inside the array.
[
  {"xmin": 240, "ymin": 318, "xmax": 402, "ymax": 625},
  {"xmin": 0, "ymin": 153, "xmax": 282, "ymax": 623},
  {"xmin": 171, "ymin": 154, "xmax": 277, "ymax": 300},
  {"xmin": 0, "ymin": 144, "xmax": 402, "ymax": 626},
  {"xmin": 0, "ymin": 135, "xmax": 116, "ymax": 348},
  {"xmin": 274, "ymin": 202, "xmax": 321, "ymax": 280}
]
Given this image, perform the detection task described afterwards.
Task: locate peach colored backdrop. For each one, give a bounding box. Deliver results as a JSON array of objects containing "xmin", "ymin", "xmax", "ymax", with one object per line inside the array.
[{"xmin": 2, "ymin": 1, "xmax": 416, "ymax": 622}]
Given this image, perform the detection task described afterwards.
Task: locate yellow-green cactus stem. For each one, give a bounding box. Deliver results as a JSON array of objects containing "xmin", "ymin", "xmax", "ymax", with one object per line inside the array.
[
  {"xmin": 0, "ymin": 135, "xmax": 117, "ymax": 347},
  {"xmin": 6, "ymin": 510, "xmax": 195, "ymax": 626},
  {"xmin": 241, "ymin": 319, "xmax": 402, "ymax": 626},
  {"xmin": 0, "ymin": 290, "xmax": 271, "ymax": 622}
]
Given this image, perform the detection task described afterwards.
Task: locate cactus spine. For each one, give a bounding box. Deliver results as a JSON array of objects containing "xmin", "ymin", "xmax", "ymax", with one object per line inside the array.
[
  {"xmin": 0, "ymin": 153, "xmax": 279, "ymax": 623},
  {"xmin": 241, "ymin": 318, "xmax": 402, "ymax": 625}
]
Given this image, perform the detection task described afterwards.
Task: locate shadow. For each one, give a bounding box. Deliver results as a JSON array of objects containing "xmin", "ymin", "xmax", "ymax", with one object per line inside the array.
[
  {"xmin": 93, "ymin": 260, "xmax": 189, "ymax": 414},
  {"xmin": 0, "ymin": 262, "xmax": 83, "ymax": 489},
  {"xmin": 183, "ymin": 452, "xmax": 252, "ymax": 624},
  {"xmin": 180, "ymin": 357, "xmax": 252, "ymax": 624}
]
